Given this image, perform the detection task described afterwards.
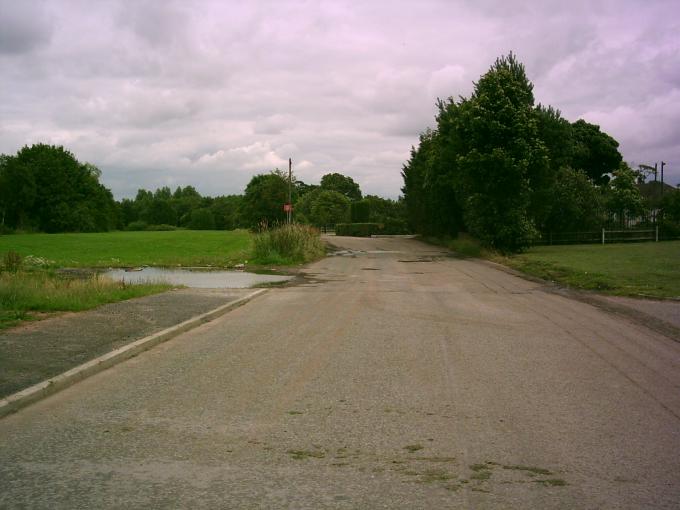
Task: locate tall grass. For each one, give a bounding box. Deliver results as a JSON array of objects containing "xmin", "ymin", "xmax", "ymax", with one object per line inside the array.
[
  {"xmin": 0, "ymin": 271, "xmax": 173, "ymax": 330},
  {"xmin": 252, "ymin": 224, "xmax": 326, "ymax": 265}
]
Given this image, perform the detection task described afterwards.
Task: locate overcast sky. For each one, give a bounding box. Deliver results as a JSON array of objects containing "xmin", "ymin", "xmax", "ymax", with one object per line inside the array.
[{"xmin": 1, "ymin": 0, "xmax": 679, "ymax": 199}]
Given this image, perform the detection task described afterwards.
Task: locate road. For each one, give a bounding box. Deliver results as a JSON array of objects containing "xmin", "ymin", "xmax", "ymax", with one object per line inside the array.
[{"xmin": 1, "ymin": 236, "xmax": 679, "ymax": 508}]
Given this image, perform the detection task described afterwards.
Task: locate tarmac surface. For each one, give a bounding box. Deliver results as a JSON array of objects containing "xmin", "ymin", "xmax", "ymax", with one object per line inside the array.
[
  {"xmin": 1, "ymin": 236, "xmax": 679, "ymax": 508},
  {"xmin": 0, "ymin": 288, "xmax": 253, "ymax": 398}
]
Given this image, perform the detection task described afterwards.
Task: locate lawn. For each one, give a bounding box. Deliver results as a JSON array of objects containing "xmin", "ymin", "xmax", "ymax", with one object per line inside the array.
[
  {"xmin": 0, "ymin": 230, "xmax": 253, "ymax": 268},
  {"xmin": 501, "ymin": 241, "xmax": 680, "ymax": 299},
  {"xmin": 0, "ymin": 230, "xmax": 254, "ymax": 329}
]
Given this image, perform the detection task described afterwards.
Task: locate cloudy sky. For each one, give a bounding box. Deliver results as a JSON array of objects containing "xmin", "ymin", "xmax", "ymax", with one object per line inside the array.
[{"xmin": 1, "ymin": 0, "xmax": 679, "ymax": 199}]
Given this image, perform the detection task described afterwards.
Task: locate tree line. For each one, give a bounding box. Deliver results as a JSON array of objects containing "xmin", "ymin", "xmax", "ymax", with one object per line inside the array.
[
  {"xmin": 401, "ymin": 53, "xmax": 680, "ymax": 252},
  {"xmin": 0, "ymin": 144, "xmax": 407, "ymax": 233}
]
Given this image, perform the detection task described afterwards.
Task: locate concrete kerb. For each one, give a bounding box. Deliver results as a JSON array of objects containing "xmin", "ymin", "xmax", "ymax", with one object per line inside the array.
[{"xmin": 0, "ymin": 288, "xmax": 267, "ymax": 419}]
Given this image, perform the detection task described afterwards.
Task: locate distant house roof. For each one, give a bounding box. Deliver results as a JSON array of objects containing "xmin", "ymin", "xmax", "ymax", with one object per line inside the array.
[{"xmin": 636, "ymin": 181, "xmax": 676, "ymax": 201}]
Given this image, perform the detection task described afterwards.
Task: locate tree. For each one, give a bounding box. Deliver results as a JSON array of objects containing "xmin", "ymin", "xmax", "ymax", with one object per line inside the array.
[
  {"xmin": 311, "ymin": 190, "xmax": 350, "ymax": 226},
  {"xmin": 0, "ymin": 153, "xmax": 37, "ymax": 229},
  {"xmin": 456, "ymin": 53, "xmax": 548, "ymax": 251},
  {"xmin": 145, "ymin": 199, "xmax": 176, "ymax": 225},
  {"xmin": 320, "ymin": 172, "xmax": 362, "ymax": 201},
  {"xmin": 605, "ymin": 162, "xmax": 645, "ymax": 227},
  {"xmin": 188, "ymin": 208, "xmax": 216, "ymax": 230},
  {"xmin": 242, "ymin": 172, "xmax": 288, "ymax": 228},
  {"xmin": 571, "ymin": 119, "xmax": 622, "ymax": 185},
  {"xmin": 293, "ymin": 188, "xmax": 321, "ymax": 224},
  {"xmin": 543, "ymin": 167, "xmax": 603, "ymax": 233},
  {"xmin": 210, "ymin": 195, "xmax": 244, "ymax": 230},
  {"xmin": 1, "ymin": 144, "xmax": 117, "ymax": 232},
  {"xmin": 350, "ymin": 200, "xmax": 370, "ymax": 222}
]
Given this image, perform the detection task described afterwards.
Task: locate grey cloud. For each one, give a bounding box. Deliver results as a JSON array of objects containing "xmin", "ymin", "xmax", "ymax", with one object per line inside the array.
[
  {"xmin": 1, "ymin": 0, "xmax": 679, "ymax": 197},
  {"xmin": 0, "ymin": 0, "xmax": 53, "ymax": 54}
]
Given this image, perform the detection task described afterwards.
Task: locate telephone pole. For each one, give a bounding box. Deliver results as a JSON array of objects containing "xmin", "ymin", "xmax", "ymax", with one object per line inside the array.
[
  {"xmin": 661, "ymin": 161, "xmax": 666, "ymax": 197},
  {"xmin": 287, "ymin": 158, "xmax": 292, "ymax": 224}
]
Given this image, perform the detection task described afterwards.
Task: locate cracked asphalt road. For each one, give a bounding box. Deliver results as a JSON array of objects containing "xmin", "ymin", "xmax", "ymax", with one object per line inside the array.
[{"xmin": 1, "ymin": 236, "xmax": 679, "ymax": 508}]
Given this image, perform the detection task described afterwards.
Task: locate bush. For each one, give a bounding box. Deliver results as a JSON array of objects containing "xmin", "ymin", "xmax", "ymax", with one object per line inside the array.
[
  {"xmin": 253, "ymin": 223, "xmax": 325, "ymax": 264},
  {"xmin": 126, "ymin": 220, "xmax": 148, "ymax": 231},
  {"xmin": 2, "ymin": 250, "xmax": 22, "ymax": 273},
  {"xmin": 335, "ymin": 223, "xmax": 381, "ymax": 237},
  {"xmin": 145, "ymin": 224, "xmax": 177, "ymax": 231},
  {"xmin": 380, "ymin": 219, "xmax": 409, "ymax": 235}
]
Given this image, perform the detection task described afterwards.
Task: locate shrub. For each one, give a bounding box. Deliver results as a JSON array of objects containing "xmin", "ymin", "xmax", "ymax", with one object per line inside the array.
[
  {"xmin": 126, "ymin": 220, "xmax": 148, "ymax": 231},
  {"xmin": 253, "ymin": 223, "xmax": 325, "ymax": 264},
  {"xmin": 145, "ymin": 224, "xmax": 177, "ymax": 231},
  {"xmin": 335, "ymin": 223, "xmax": 381, "ymax": 237},
  {"xmin": 2, "ymin": 250, "xmax": 22, "ymax": 273},
  {"xmin": 380, "ymin": 219, "xmax": 409, "ymax": 235}
]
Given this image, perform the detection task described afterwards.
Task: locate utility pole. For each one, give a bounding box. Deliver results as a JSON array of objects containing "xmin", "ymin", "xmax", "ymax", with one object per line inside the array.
[
  {"xmin": 661, "ymin": 161, "xmax": 666, "ymax": 198},
  {"xmin": 287, "ymin": 158, "xmax": 292, "ymax": 224}
]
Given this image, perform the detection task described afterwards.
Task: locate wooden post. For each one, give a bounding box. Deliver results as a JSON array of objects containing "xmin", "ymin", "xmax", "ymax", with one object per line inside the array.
[
  {"xmin": 602, "ymin": 228, "xmax": 605, "ymax": 245},
  {"xmin": 287, "ymin": 158, "xmax": 292, "ymax": 224}
]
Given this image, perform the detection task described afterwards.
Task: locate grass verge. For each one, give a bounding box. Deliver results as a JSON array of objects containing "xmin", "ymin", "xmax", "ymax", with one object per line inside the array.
[
  {"xmin": 498, "ymin": 241, "xmax": 680, "ymax": 299},
  {"xmin": 0, "ymin": 230, "xmax": 253, "ymax": 267},
  {"xmin": 0, "ymin": 270, "xmax": 173, "ymax": 330},
  {"xmin": 422, "ymin": 234, "xmax": 680, "ymax": 299},
  {"xmin": 252, "ymin": 224, "xmax": 326, "ymax": 265}
]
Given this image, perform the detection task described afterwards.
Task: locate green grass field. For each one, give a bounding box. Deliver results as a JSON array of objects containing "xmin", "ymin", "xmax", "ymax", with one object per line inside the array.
[
  {"xmin": 0, "ymin": 230, "xmax": 253, "ymax": 268},
  {"xmin": 502, "ymin": 241, "xmax": 680, "ymax": 299}
]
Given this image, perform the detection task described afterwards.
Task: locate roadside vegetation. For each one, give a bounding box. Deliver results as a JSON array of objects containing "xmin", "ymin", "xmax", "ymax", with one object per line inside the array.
[
  {"xmin": 401, "ymin": 52, "xmax": 680, "ymax": 252},
  {"xmin": 0, "ymin": 230, "xmax": 253, "ymax": 268},
  {"xmin": 499, "ymin": 241, "xmax": 680, "ymax": 299},
  {"xmin": 434, "ymin": 234, "xmax": 679, "ymax": 299},
  {"xmin": 0, "ymin": 251, "xmax": 172, "ymax": 330},
  {"xmin": 253, "ymin": 223, "xmax": 326, "ymax": 265}
]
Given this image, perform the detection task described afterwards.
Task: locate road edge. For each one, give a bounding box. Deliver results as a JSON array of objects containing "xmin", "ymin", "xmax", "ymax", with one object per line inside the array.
[
  {"xmin": 474, "ymin": 257, "xmax": 680, "ymax": 342},
  {"xmin": 0, "ymin": 288, "xmax": 267, "ymax": 419}
]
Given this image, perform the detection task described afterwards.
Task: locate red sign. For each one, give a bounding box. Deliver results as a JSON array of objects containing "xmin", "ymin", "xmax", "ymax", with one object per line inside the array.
[{"xmin": 283, "ymin": 203, "xmax": 292, "ymax": 212}]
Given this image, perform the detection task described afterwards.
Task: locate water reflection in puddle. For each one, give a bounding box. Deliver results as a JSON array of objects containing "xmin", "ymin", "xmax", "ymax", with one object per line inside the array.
[{"xmin": 103, "ymin": 267, "xmax": 293, "ymax": 288}]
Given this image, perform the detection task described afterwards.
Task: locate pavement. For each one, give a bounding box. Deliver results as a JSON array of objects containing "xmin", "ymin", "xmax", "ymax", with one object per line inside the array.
[
  {"xmin": 1, "ymin": 236, "xmax": 679, "ymax": 509},
  {"xmin": 0, "ymin": 288, "xmax": 255, "ymax": 398}
]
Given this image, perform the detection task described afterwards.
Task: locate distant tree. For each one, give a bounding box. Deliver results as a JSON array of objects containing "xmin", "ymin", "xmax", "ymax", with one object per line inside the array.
[
  {"xmin": 659, "ymin": 188, "xmax": 680, "ymax": 236},
  {"xmin": 0, "ymin": 153, "xmax": 37, "ymax": 229},
  {"xmin": 311, "ymin": 190, "xmax": 351, "ymax": 226},
  {"xmin": 188, "ymin": 208, "xmax": 216, "ymax": 230},
  {"xmin": 242, "ymin": 172, "xmax": 288, "ymax": 228},
  {"xmin": 293, "ymin": 188, "xmax": 321, "ymax": 224},
  {"xmin": 295, "ymin": 180, "xmax": 318, "ymax": 197},
  {"xmin": 118, "ymin": 198, "xmax": 138, "ymax": 228},
  {"xmin": 145, "ymin": 199, "xmax": 176, "ymax": 226},
  {"xmin": 210, "ymin": 195, "xmax": 244, "ymax": 230},
  {"xmin": 320, "ymin": 172, "xmax": 362, "ymax": 201},
  {"xmin": 605, "ymin": 162, "xmax": 645, "ymax": 227},
  {"xmin": 350, "ymin": 199, "xmax": 370, "ymax": 222},
  {"xmin": 0, "ymin": 144, "xmax": 116, "ymax": 232},
  {"xmin": 543, "ymin": 167, "xmax": 603, "ymax": 233},
  {"xmin": 571, "ymin": 119, "xmax": 622, "ymax": 185}
]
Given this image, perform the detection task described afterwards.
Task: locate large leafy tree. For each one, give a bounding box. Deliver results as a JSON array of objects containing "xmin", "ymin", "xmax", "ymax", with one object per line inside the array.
[
  {"xmin": 456, "ymin": 53, "xmax": 548, "ymax": 251},
  {"xmin": 242, "ymin": 172, "xmax": 288, "ymax": 228},
  {"xmin": 0, "ymin": 144, "xmax": 116, "ymax": 232},
  {"xmin": 571, "ymin": 119, "xmax": 622, "ymax": 185},
  {"xmin": 311, "ymin": 190, "xmax": 350, "ymax": 226},
  {"xmin": 320, "ymin": 172, "xmax": 362, "ymax": 201}
]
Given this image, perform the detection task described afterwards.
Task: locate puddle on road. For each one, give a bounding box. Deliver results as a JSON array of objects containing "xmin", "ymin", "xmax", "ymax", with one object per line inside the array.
[{"xmin": 103, "ymin": 267, "xmax": 293, "ymax": 289}]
